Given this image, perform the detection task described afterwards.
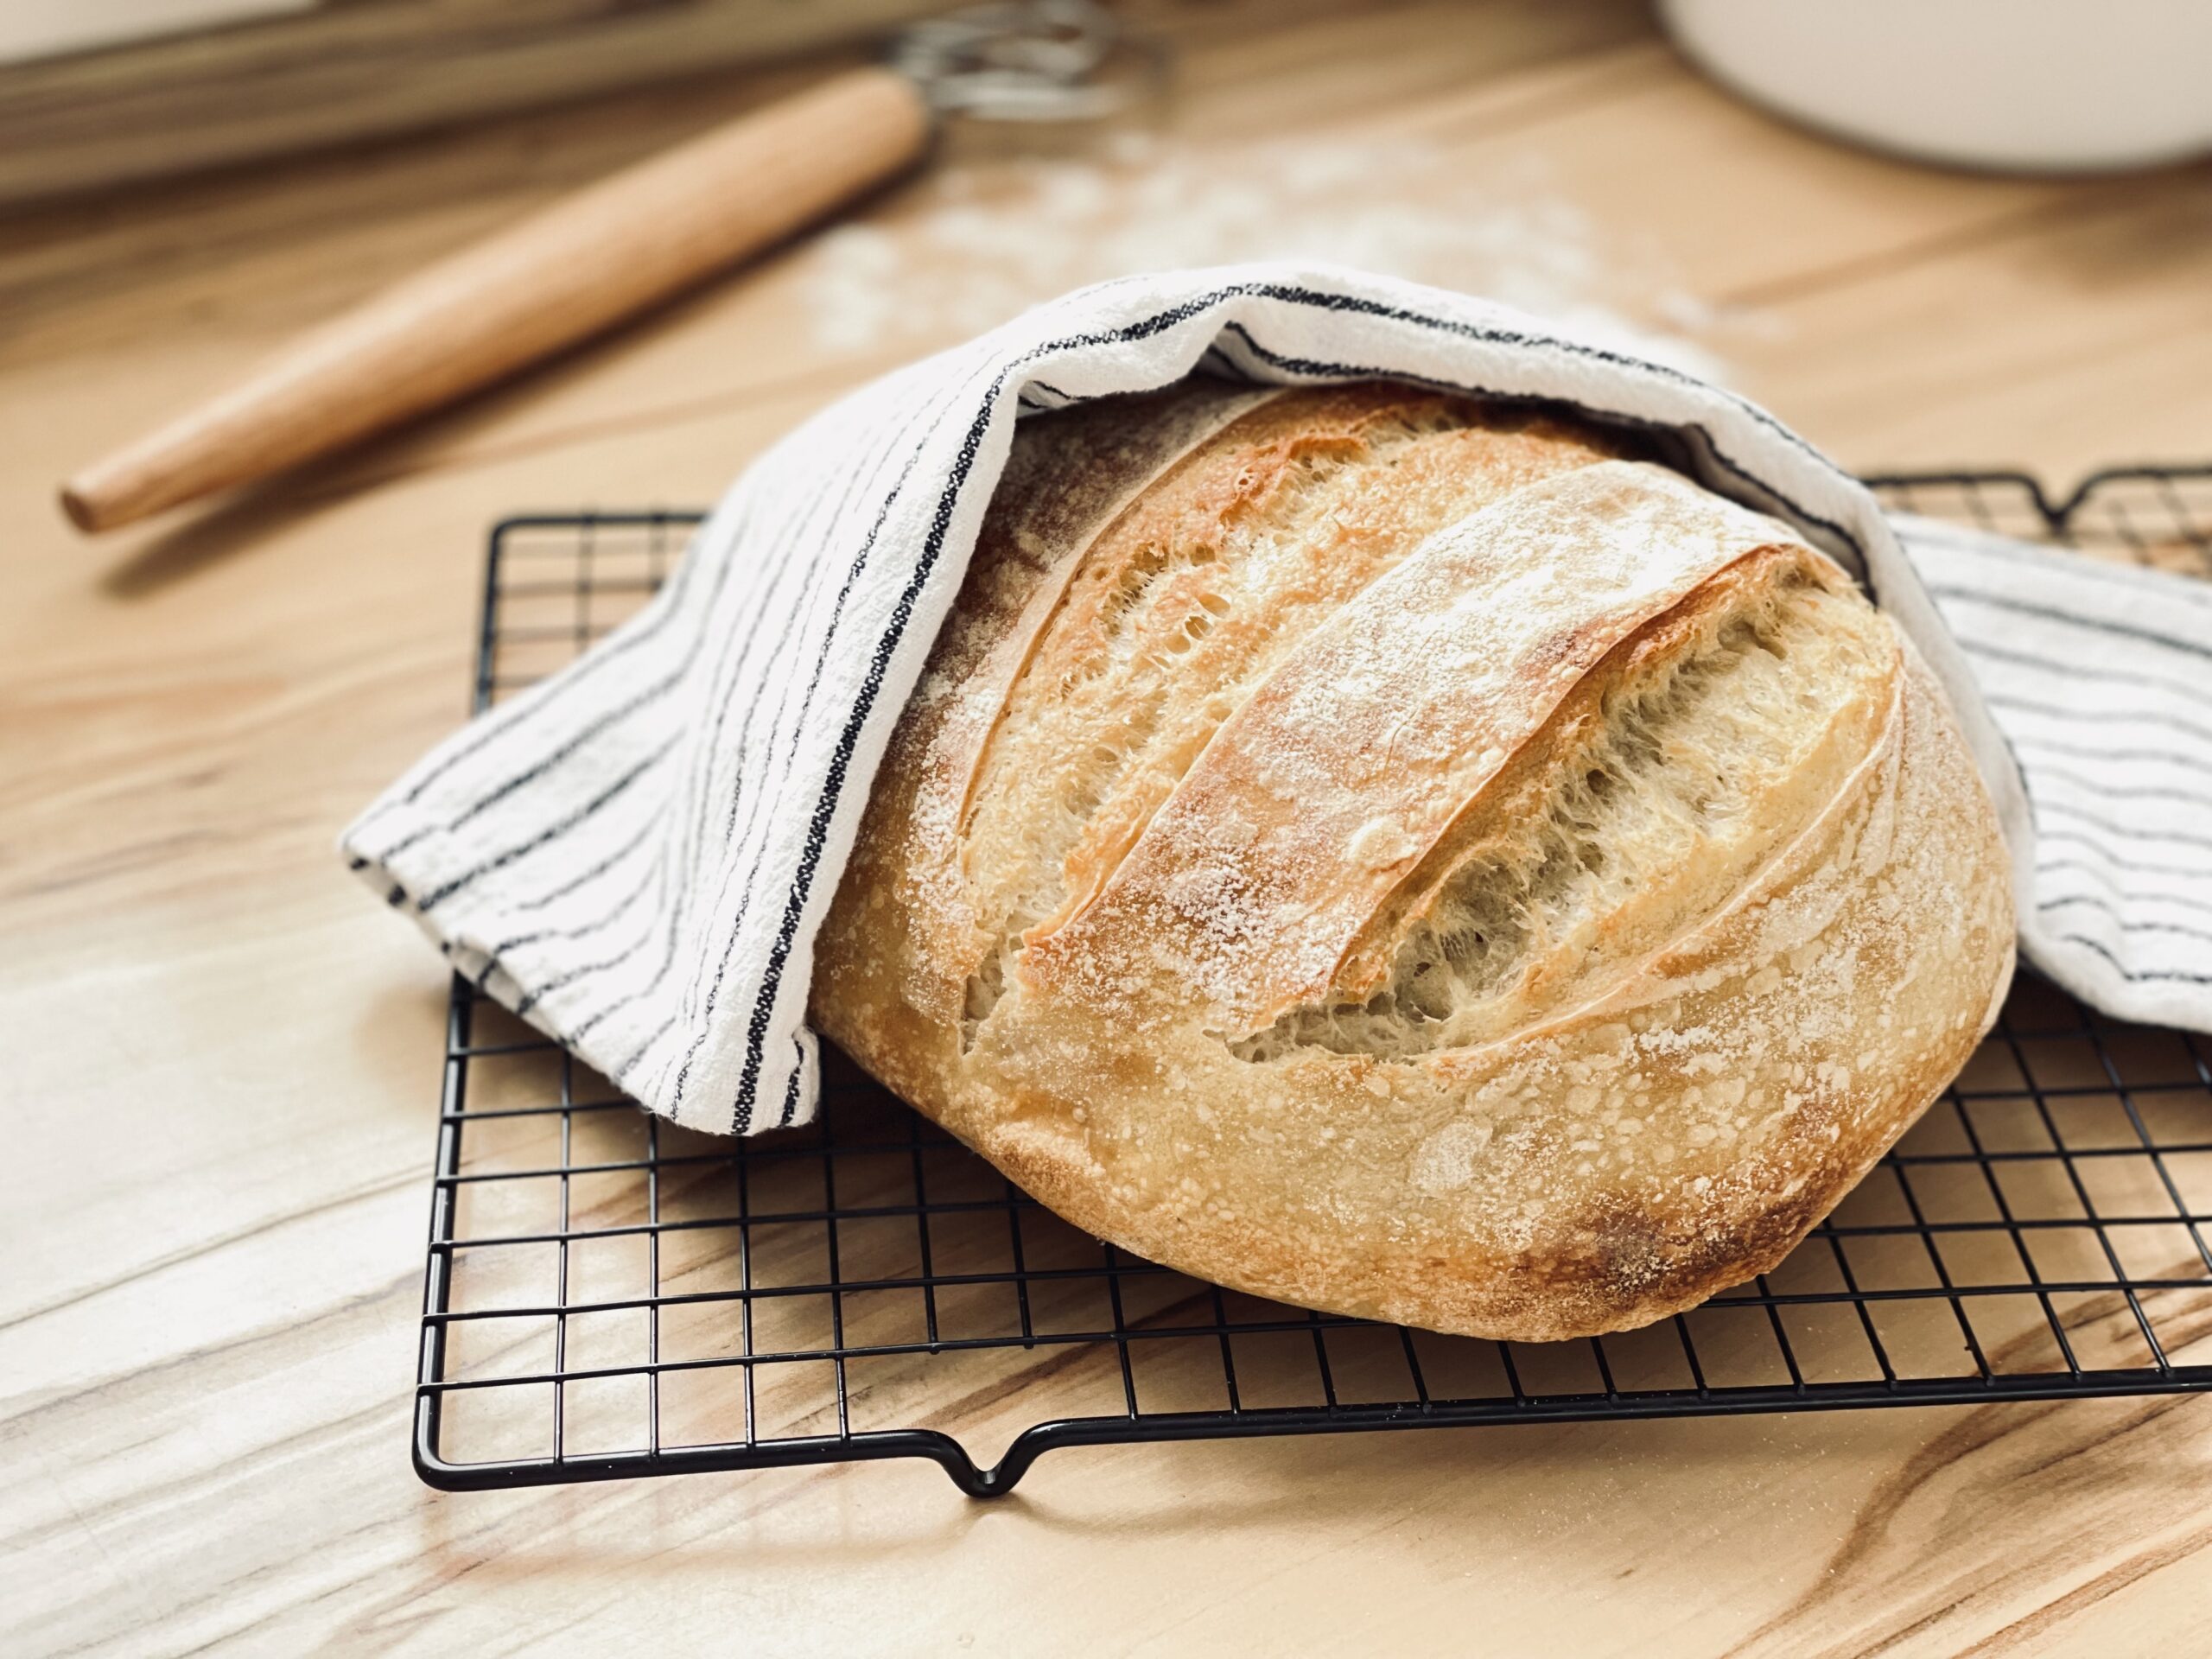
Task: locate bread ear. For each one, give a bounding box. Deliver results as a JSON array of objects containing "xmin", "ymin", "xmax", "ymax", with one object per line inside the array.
[
  {"xmin": 1296, "ymin": 543, "xmax": 1897, "ymax": 1060},
  {"xmin": 1020, "ymin": 463, "xmax": 1884, "ymax": 1039},
  {"xmin": 947, "ymin": 385, "xmax": 1624, "ymax": 1039}
]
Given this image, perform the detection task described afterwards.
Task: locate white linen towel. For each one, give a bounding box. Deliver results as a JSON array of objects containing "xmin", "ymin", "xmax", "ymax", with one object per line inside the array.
[
  {"xmin": 1890, "ymin": 515, "xmax": 2212, "ymax": 1032},
  {"xmin": 342, "ymin": 264, "xmax": 2211, "ymax": 1135}
]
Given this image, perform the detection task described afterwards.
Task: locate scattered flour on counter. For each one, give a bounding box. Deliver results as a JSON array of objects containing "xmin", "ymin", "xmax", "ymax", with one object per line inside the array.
[{"xmin": 804, "ymin": 133, "xmax": 1742, "ymax": 381}]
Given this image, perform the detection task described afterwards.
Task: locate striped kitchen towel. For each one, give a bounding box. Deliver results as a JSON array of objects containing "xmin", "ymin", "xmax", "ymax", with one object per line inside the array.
[
  {"xmin": 1893, "ymin": 515, "xmax": 2212, "ymax": 1033},
  {"xmin": 342, "ymin": 264, "xmax": 2209, "ymax": 1135}
]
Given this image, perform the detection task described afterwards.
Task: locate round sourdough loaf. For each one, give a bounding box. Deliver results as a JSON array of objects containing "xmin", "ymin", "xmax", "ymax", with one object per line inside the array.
[{"xmin": 811, "ymin": 380, "xmax": 2015, "ymax": 1340}]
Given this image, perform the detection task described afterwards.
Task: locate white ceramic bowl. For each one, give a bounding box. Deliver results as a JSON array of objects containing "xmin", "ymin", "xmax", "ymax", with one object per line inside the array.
[{"xmin": 1661, "ymin": 0, "xmax": 2212, "ymax": 175}]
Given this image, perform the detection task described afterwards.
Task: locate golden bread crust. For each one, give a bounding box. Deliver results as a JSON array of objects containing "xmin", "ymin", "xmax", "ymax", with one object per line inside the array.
[{"xmin": 812, "ymin": 382, "xmax": 2014, "ymax": 1340}]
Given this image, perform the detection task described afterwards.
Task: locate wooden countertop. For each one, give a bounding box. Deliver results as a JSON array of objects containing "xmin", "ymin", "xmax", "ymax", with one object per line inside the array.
[{"xmin": 6, "ymin": 3, "xmax": 2211, "ymax": 1651}]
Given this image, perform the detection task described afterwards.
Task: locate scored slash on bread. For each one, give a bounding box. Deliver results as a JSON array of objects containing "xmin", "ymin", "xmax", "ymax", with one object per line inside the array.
[{"xmin": 814, "ymin": 381, "xmax": 2014, "ymax": 1342}]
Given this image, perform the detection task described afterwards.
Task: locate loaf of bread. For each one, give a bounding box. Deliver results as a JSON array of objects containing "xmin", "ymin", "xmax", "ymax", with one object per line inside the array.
[{"xmin": 811, "ymin": 380, "xmax": 2015, "ymax": 1341}]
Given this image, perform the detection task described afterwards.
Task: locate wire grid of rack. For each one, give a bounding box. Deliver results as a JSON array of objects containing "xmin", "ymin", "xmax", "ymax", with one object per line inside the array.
[{"xmin": 417, "ymin": 467, "xmax": 2212, "ymax": 1497}]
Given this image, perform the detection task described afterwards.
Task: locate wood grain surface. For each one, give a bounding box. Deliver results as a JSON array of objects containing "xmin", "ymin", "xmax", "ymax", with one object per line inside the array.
[
  {"xmin": 0, "ymin": 0, "xmax": 939, "ymax": 206},
  {"xmin": 60, "ymin": 64, "xmax": 931, "ymax": 529},
  {"xmin": 4, "ymin": 3, "xmax": 2211, "ymax": 1653}
]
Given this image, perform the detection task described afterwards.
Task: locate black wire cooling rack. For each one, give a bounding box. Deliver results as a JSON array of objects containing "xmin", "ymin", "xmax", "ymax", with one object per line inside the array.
[{"xmin": 416, "ymin": 466, "xmax": 2212, "ymax": 1497}]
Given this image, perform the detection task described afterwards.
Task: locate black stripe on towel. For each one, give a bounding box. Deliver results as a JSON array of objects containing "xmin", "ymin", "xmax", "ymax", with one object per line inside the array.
[
  {"xmin": 2033, "ymin": 798, "xmax": 2212, "ymax": 854},
  {"xmin": 2037, "ymin": 832, "xmax": 2212, "ymax": 882},
  {"xmin": 2038, "ymin": 893, "xmax": 2212, "ymax": 944},
  {"xmin": 1953, "ymin": 637, "xmax": 2210, "ymax": 702},
  {"xmin": 1924, "ymin": 584, "xmax": 2212, "ymax": 663},
  {"xmin": 416, "ymin": 735, "xmax": 679, "ymax": 911},
  {"xmin": 2056, "ymin": 931, "xmax": 2212, "ymax": 986},
  {"xmin": 2018, "ymin": 761, "xmax": 2212, "ymax": 813},
  {"xmin": 356, "ymin": 519, "xmax": 714, "ymax": 828},
  {"xmin": 1985, "ymin": 693, "xmax": 2212, "ymax": 750},
  {"xmin": 2037, "ymin": 858, "xmax": 2212, "ymax": 917},
  {"xmin": 551, "ymin": 403, "xmax": 927, "ymax": 1050}
]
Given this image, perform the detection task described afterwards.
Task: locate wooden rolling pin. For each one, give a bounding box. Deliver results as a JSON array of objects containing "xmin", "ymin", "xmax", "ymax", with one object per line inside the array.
[{"xmin": 60, "ymin": 65, "xmax": 932, "ymax": 532}]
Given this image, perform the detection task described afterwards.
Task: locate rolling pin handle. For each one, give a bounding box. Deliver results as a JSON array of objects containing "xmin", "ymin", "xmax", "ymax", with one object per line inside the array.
[{"xmin": 58, "ymin": 65, "xmax": 933, "ymax": 534}]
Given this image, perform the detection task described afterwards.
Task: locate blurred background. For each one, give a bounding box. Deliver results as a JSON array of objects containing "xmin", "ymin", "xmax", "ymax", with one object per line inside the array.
[{"xmin": 10, "ymin": 0, "xmax": 2210, "ymax": 516}]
